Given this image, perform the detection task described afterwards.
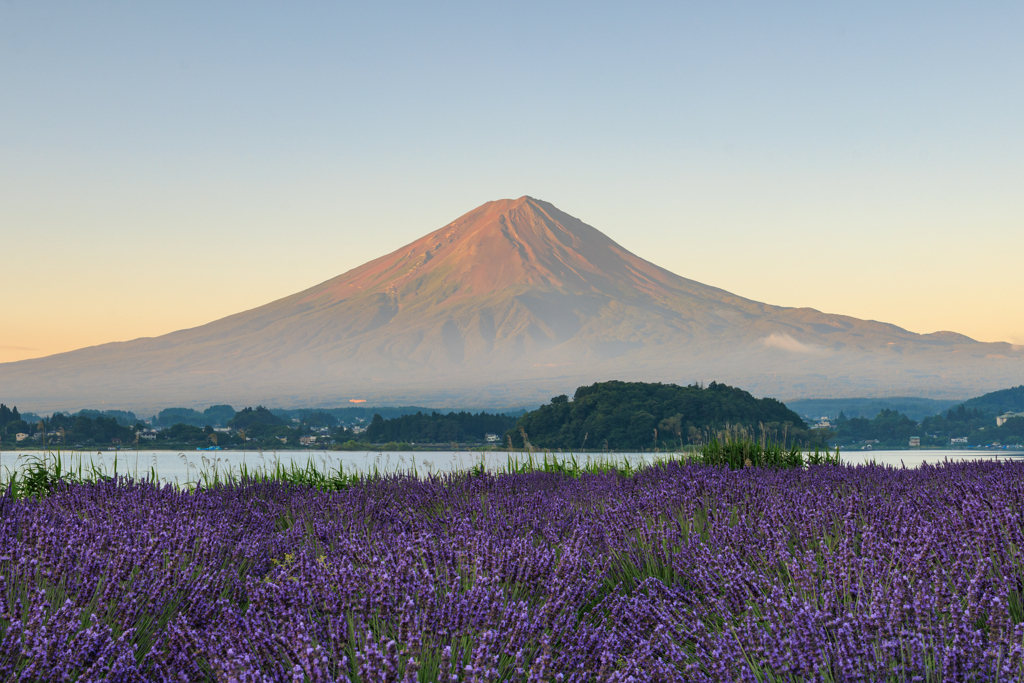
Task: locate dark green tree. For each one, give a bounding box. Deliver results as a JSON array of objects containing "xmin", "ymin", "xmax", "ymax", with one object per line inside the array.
[
  {"xmin": 229, "ymin": 406, "xmax": 286, "ymax": 429},
  {"xmin": 0, "ymin": 404, "xmax": 20, "ymax": 428}
]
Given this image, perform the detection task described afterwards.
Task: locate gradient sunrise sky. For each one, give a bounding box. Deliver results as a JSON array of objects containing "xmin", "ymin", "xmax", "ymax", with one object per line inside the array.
[{"xmin": 1, "ymin": 2, "xmax": 1022, "ymax": 364}]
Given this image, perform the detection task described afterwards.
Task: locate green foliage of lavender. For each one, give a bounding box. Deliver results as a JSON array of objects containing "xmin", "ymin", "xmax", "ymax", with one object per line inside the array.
[
  {"xmin": 698, "ymin": 427, "xmax": 841, "ymax": 469},
  {"xmin": 2, "ymin": 452, "xmax": 1024, "ymax": 680}
]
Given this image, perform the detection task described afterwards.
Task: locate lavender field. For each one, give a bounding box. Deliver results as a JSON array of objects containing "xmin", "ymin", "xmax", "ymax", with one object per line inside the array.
[{"xmin": 3, "ymin": 459, "xmax": 1024, "ymax": 681}]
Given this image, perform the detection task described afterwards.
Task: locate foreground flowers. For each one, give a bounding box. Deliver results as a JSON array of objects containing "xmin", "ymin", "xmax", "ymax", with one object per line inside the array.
[{"xmin": 1, "ymin": 460, "xmax": 1024, "ymax": 681}]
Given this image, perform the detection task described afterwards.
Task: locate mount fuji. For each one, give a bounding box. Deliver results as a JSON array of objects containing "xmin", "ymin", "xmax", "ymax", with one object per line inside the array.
[{"xmin": 2, "ymin": 196, "xmax": 1021, "ymax": 411}]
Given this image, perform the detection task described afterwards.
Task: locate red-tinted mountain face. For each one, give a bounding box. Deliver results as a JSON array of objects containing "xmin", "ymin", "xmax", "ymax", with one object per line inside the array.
[
  {"xmin": 1, "ymin": 197, "xmax": 1021, "ymax": 411},
  {"xmin": 303, "ymin": 197, "xmax": 705, "ymax": 304}
]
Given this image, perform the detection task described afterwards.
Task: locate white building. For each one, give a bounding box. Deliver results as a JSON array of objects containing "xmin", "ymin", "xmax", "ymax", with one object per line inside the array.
[
  {"xmin": 484, "ymin": 433, "xmax": 500, "ymax": 443},
  {"xmin": 15, "ymin": 433, "xmax": 29, "ymax": 442},
  {"xmin": 909, "ymin": 436, "xmax": 921, "ymax": 447},
  {"xmin": 996, "ymin": 412, "xmax": 1024, "ymax": 427}
]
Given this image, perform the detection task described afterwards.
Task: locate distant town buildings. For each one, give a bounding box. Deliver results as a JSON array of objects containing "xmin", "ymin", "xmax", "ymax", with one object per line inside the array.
[
  {"xmin": 909, "ymin": 436, "xmax": 921, "ymax": 447},
  {"xmin": 951, "ymin": 437, "xmax": 968, "ymax": 444},
  {"xmin": 997, "ymin": 412, "xmax": 1024, "ymax": 427},
  {"xmin": 15, "ymin": 433, "xmax": 29, "ymax": 442},
  {"xmin": 484, "ymin": 433, "xmax": 500, "ymax": 443}
]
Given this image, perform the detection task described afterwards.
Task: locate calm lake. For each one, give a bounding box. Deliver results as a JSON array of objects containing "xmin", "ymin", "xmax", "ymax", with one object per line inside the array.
[{"xmin": 1, "ymin": 448, "xmax": 1020, "ymax": 486}]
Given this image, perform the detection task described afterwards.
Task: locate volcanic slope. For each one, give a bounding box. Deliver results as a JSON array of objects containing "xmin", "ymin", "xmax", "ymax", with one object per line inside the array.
[{"xmin": 2, "ymin": 196, "xmax": 1021, "ymax": 411}]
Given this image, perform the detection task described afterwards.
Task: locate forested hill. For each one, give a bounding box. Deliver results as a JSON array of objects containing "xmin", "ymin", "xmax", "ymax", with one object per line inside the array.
[
  {"xmin": 961, "ymin": 385, "xmax": 1024, "ymax": 416},
  {"xmin": 507, "ymin": 381, "xmax": 807, "ymax": 451}
]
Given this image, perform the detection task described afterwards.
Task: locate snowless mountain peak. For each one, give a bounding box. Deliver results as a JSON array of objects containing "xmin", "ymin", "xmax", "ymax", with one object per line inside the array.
[{"xmin": 0, "ymin": 197, "xmax": 1020, "ymax": 411}]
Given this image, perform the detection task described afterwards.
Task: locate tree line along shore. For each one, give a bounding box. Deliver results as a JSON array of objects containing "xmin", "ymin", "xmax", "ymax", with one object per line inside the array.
[{"xmin": 2, "ymin": 381, "xmax": 1023, "ymax": 453}]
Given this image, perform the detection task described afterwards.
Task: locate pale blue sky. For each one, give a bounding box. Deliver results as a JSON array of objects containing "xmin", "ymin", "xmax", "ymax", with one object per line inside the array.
[{"xmin": 2, "ymin": 2, "xmax": 1022, "ymax": 361}]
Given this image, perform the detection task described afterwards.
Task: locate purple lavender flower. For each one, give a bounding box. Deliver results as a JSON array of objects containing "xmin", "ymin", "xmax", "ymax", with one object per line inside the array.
[{"xmin": 1, "ymin": 462, "xmax": 1023, "ymax": 680}]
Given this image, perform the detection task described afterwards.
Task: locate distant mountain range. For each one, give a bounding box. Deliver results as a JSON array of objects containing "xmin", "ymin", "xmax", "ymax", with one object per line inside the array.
[
  {"xmin": 1, "ymin": 196, "xmax": 1021, "ymax": 412},
  {"xmin": 786, "ymin": 397, "xmax": 963, "ymax": 422}
]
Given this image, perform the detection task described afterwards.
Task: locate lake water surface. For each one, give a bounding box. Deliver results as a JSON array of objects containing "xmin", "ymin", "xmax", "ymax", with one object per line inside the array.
[{"xmin": 1, "ymin": 448, "xmax": 1020, "ymax": 486}]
